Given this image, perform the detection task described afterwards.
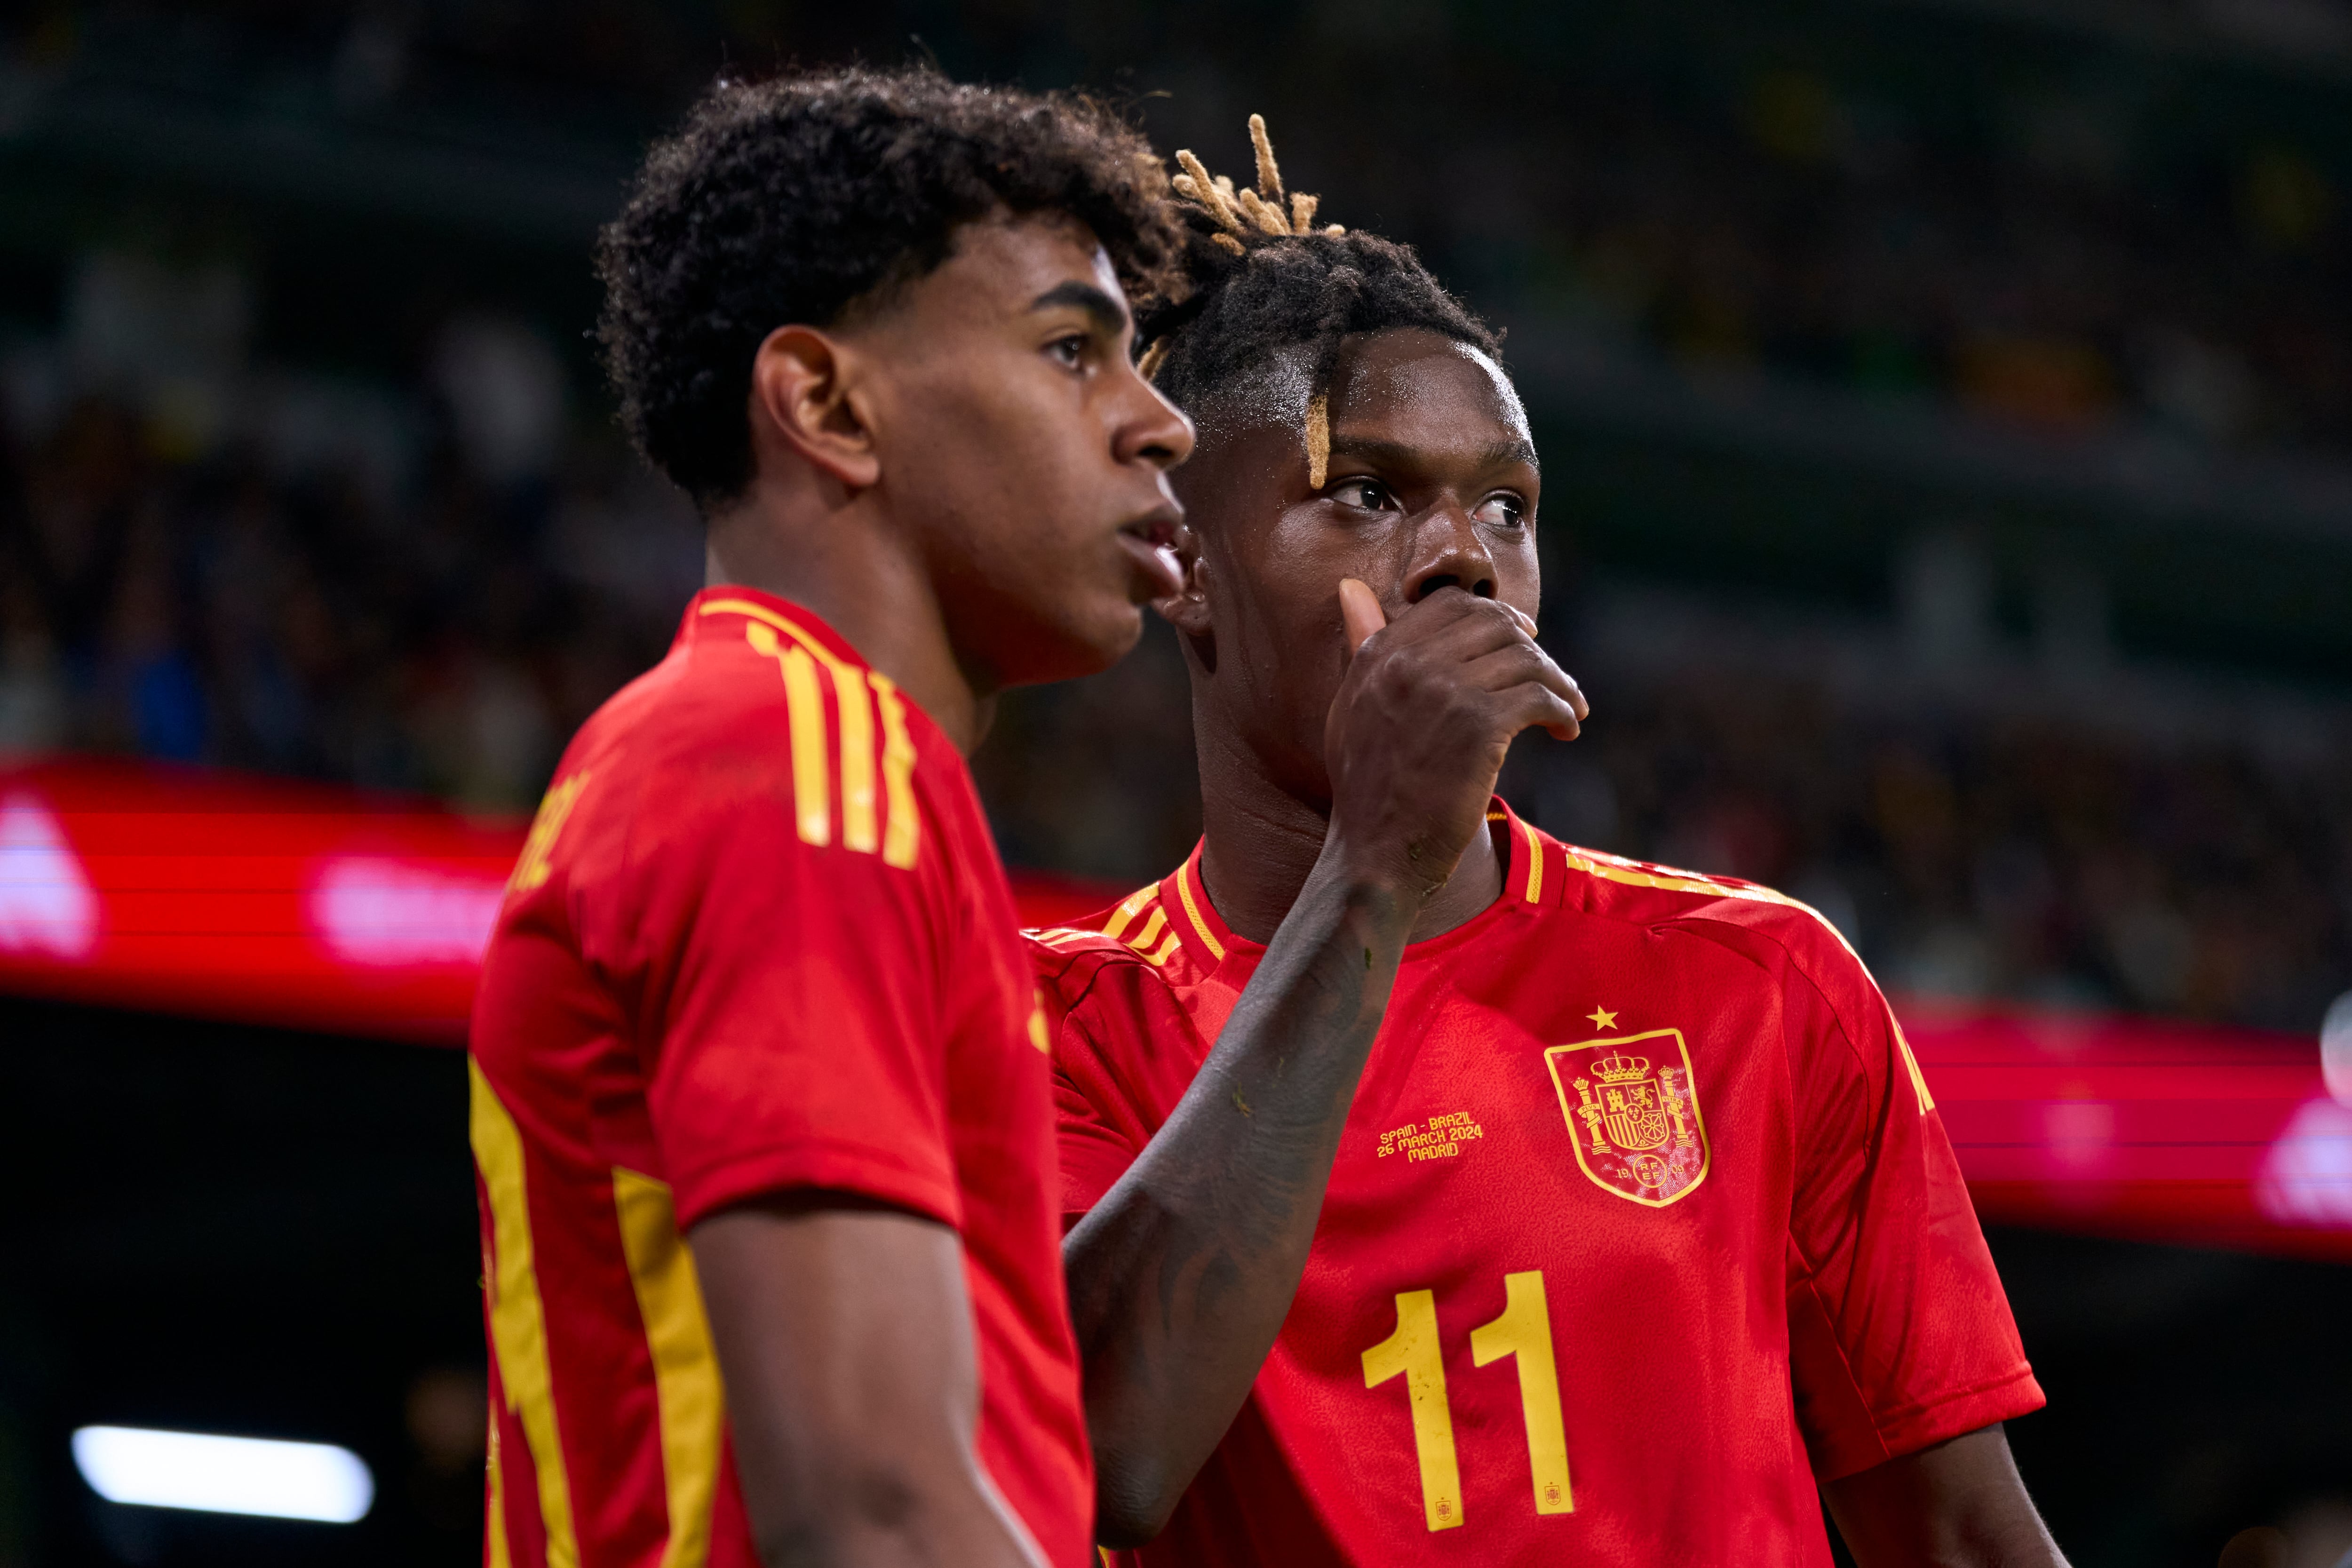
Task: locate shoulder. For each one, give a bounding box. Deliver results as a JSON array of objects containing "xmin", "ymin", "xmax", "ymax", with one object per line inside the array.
[
  {"xmin": 571, "ymin": 604, "xmax": 951, "ymax": 888},
  {"xmin": 1023, "ymin": 921, "xmax": 1160, "ymax": 1003},
  {"xmin": 1538, "ymin": 829, "xmax": 1930, "ymax": 1103},
  {"xmin": 1543, "ymin": 833, "xmax": 1878, "ymax": 1009},
  {"xmin": 1019, "ymin": 880, "xmax": 1209, "ymax": 1038}
]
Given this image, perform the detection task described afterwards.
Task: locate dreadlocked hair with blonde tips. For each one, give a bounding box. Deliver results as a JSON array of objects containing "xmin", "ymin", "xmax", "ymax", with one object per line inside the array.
[{"xmin": 1137, "ymin": 114, "xmax": 1501, "ymax": 489}]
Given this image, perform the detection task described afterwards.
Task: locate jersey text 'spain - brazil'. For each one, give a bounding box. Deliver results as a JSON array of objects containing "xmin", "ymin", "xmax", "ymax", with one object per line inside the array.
[{"xmin": 1029, "ymin": 803, "xmax": 2041, "ymax": 1568}]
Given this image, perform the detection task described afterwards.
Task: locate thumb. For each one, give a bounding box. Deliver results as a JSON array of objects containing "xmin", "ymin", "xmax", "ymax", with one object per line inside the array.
[{"xmin": 1338, "ymin": 578, "xmax": 1386, "ymax": 658}]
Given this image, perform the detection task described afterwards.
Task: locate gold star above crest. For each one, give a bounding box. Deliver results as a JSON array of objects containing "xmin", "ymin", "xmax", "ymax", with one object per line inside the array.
[{"xmin": 1588, "ymin": 1007, "xmax": 1618, "ymax": 1030}]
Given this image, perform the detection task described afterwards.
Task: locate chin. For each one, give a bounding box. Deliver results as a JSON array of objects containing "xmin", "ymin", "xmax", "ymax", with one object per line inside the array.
[
  {"xmin": 997, "ymin": 597, "xmax": 1144, "ymax": 688},
  {"xmin": 1065, "ymin": 597, "xmax": 1147, "ymax": 676}
]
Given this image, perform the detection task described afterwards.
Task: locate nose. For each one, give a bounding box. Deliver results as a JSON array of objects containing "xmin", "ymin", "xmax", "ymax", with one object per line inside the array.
[
  {"xmin": 1116, "ymin": 367, "xmax": 1197, "ymax": 473},
  {"xmin": 1402, "ymin": 499, "xmax": 1498, "ymax": 604}
]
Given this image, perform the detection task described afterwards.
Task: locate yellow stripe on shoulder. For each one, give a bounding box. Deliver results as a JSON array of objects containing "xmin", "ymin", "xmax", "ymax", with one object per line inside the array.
[
  {"xmin": 1101, "ymin": 884, "xmax": 1160, "ymax": 942},
  {"xmin": 726, "ymin": 605, "xmax": 920, "ymax": 868},
  {"xmin": 868, "ymin": 672, "xmax": 920, "ymax": 869},
  {"xmin": 831, "ymin": 663, "xmax": 877, "ymax": 854},
  {"xmin": 1556, "ymin": 844, "xmax": 1933, "ymax": 1114},
  {"xmin": 1127, "ymin": 906, "xmax": 1169, "ymax": 956},
  {"xmin": 745, "ymin": 622, "xmax": 832, "ymax": 847}
]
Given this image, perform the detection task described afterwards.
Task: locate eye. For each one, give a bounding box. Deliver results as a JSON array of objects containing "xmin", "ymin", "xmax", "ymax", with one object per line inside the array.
[
  {"xmin": 1327, "ymin": 477, "xmax": 1398, "ymax": 512},
  {"xmin": 1046, "ymin": 334, "xmax": 1089, "ymax": 369},
  {"xmin": 1475, "ymin": 492, "xmax": 1528, "ymax": 529}
]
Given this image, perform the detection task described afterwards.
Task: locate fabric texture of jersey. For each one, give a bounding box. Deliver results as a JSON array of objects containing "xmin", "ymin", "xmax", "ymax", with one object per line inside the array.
[
  {"xmin": 469, "ymin": 586, "xmax": 1091, "ymax": 1568},
  {"xmin": 1031, "ymin": 802, "xmax": 2041, "ymax": 1568}
]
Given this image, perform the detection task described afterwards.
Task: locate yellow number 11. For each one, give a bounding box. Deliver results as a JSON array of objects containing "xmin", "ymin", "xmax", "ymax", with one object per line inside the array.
[{"xmin": 1360, "ymin": 1269, "xmax": 1573, "ymax": 1532}]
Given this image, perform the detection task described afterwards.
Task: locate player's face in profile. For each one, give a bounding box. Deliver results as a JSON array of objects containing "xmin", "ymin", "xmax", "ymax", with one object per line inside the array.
[
  {"xmin": 854, "ymin": 215, "xmax": 1194, "ymax": 690},
  {"xmin": 1168, "ymin": 326, "xmax": 1542, "ymax": 800}
]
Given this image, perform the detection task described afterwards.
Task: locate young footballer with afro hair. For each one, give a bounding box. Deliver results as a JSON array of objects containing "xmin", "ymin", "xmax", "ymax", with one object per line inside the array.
[
  {"xmin": 1031, "ymin": 119, "xmax": 2066, "ymax": 1568},
  {"xmin": 471, "ymin": 66, "xmax": 1193, "ymax": 1568}
]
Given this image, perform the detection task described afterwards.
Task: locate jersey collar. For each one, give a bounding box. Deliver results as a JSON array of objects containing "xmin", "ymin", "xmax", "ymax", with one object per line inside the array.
[
  {"xmin": 1160, "ymin": 797, "xmax": 1552, "ymax": 976},
  {"xmin": 677, "ymin": 585, "xmax": 871, "ymax": 669}
]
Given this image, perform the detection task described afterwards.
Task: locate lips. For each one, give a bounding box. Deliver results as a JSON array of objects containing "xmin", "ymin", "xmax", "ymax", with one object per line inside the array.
[{"xmin": 1117, "ymin": 511, "xmax": 1186, "ymax": 600}]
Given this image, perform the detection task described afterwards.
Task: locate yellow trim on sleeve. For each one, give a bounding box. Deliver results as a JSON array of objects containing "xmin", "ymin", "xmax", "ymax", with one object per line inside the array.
[
  {"xmin": 1891, "ymin": 1015, "xmax": 1936, "ymax": 1114},
  {"xmin": 613, "ymin": 1169, "xmax": 724, "ymax": 1568},
  {"xmin": 469, "ymin": 1059, "xmax": 580, "ymax": 1568},
  {"xmin": 1175, "ymin": 861, "xmax": 1226, "ymax": 961}
]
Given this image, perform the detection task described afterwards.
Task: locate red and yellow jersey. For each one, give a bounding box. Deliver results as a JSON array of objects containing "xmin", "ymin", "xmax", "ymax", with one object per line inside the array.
[
  {"xmin": 470, "ymin": 586, "xmax": 1092, "ymax": 1568},
  {"xmin": 1031, "ymin": 802, "xmax": 2041, "ymax": 1568}
]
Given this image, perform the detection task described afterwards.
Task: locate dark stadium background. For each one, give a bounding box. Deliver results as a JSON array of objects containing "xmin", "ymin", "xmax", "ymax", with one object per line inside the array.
[{"xmin": 2, "ymin": 2, "xmax": 2350, "ymax": 1565}]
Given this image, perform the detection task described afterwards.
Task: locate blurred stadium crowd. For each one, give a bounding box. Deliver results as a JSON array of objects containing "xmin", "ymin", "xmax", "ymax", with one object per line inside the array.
[
  {"xmin": 1, "ymin": 0, "xmax": 2349, "ymax": 1038},
  {"xmin": 22, "ymin": 1, "xmax": 2341, "ymax": 448},
  {"xmin": 0, "ymin": 372, "xmax": 697, "ymax": 808},
  {"xmin": 7, "ymin": 362, "xmax": 2341, "ymax": 1034}
]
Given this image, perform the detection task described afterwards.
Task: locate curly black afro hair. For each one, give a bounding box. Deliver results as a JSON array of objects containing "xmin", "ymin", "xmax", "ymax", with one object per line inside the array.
[
  {"xmin": 1134, "ymin": 118, "xmax": 1501, "ymax": 466},
  {"xmin": 596, "ymin": 65, "xmax": 1181, "ymax": 509}
]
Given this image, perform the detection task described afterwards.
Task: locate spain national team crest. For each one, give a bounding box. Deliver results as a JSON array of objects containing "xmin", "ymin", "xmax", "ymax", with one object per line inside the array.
[{"xmin": 1542, "ymin": 1028, "xmax": 1710, "ymax": 1207}]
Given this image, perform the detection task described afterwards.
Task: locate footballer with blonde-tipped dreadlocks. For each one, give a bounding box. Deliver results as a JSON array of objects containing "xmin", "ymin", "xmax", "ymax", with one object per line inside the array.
[
  {"xmin": 1134, "ymin": 115, "xmax": 1501, "ymax": 493},
  {"xmin": 1030, "ymin": 119, "xmax": 2067, "ymax": 1568}
]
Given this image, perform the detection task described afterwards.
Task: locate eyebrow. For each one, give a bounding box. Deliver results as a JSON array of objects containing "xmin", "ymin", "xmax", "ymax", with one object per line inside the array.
[
  {"xmin": 1029, "ymin": 280, "xmax": 1128, "ymax": 336},
  {"xmin": 1329, "ymin": 433, "xmax": 1541, "ymax": 475}
]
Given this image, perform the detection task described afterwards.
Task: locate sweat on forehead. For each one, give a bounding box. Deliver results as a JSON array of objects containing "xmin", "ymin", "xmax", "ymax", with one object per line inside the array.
[{"xmin": 1185, "ymin": 343, "xmax": 1317, "ymax": 447}]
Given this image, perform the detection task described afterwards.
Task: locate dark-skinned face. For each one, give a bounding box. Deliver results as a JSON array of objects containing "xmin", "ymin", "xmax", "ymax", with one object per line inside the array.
[
  {"xmin": 857, "ymin": 215, "xmax": 1195, "ymax": 690},
  {"xmin": 1164, "ymin": 326, "xmax": 1541, "ymax": 806}
]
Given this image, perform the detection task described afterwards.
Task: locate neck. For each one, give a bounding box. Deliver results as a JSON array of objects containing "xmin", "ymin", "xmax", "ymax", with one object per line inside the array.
[
  {"xmin": 1192, "ymin": 710, "xmax": 1504, "ymax": 948},
  {"xmin": 704, "ymin": 479, "xmax": 993, "ymax": 754}
]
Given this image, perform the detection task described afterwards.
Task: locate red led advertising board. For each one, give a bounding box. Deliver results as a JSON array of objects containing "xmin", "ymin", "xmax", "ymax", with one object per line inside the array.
[{"xmin": 1, "ymin": 758, "xmax": 2344, "ymax": 1259}]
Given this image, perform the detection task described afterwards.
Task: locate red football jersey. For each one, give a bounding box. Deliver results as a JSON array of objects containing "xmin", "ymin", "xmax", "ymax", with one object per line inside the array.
[
  {"xmin": 469, "ymin": 587, "xmax": 1092, "ymax": 1568},
  {"xmin": 1032, "ymin": 802, "xmax": 2042, "ymax": 1567}
]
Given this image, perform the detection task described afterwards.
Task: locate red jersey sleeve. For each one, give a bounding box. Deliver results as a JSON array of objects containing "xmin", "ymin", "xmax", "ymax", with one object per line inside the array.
[
  {"xmin": 1028, "ymin": 935, "xmax": 1169, "ymax": 1227},
  {"xmin": 1772, "ymin": 917, "xmax": 2046, "ymax": 1478},
  {"xmin": 606, "ymin": 762, "xmax": 960, "ymax": 1235}
]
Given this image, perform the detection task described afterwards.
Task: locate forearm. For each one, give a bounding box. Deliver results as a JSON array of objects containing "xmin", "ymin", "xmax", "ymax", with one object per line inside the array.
[
  {"xmin": 1824, "ymin": 1425, "xmax": 2068, "ymax": 1568},
  {"xmin": 1064, "ymin": 838, "xmax": 1414, "ymax": 1541}
]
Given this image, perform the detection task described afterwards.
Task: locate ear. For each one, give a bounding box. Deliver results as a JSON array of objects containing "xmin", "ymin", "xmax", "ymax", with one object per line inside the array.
[
  {"xmin": 746, "ymin": 325, "xmax": 882, "ymax": 490},
  {"xmin": 1155, "ymin": 523, "xmax": 1219, "ymax": 673},
  {"xmin": 1155, "ymin": 522, "xmax": 1213, "ymax": 635}
]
